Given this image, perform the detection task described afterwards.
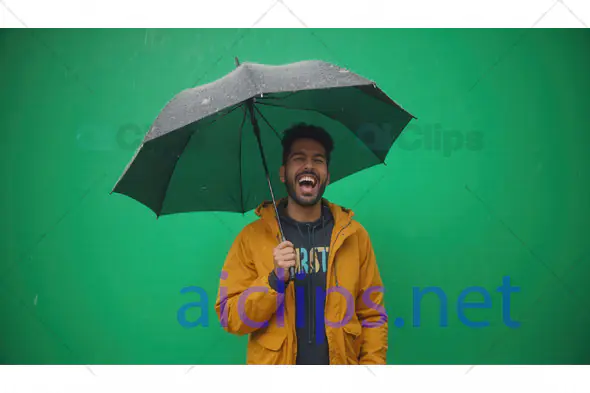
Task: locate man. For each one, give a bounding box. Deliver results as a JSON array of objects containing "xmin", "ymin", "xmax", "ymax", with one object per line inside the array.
[{"xmin": 215, "ymin": 123, "xmax": 388, "ymax": 365}]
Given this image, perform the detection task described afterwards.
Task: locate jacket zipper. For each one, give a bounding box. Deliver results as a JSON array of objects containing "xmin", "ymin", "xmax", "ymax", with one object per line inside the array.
[
  {"xmin": 308, "ymin": 274, "xmax": 312, "ymax": 344},
  {"xmin": 329, "ymin": 218, "xmax": 352, "ymax": 287},
  {"xmin": 323, "ymin": 217, "xmax": 352, "ymax": 363}
]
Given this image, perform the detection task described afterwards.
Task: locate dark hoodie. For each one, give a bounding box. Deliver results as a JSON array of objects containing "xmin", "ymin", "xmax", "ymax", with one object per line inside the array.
[{"xmin": 268, "ymin": 199, "xmax": 335, "ymax": 365}]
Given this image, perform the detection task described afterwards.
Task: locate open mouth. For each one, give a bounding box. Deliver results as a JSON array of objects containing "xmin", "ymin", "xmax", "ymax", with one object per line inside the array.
[{"xmin": 297, "ymin": 174, "xmax": 318, "ymax": 194}]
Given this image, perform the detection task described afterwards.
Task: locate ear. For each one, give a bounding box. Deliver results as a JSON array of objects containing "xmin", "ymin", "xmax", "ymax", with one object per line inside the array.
[
  {"xmin": 326, "ymin": 171, "xmax": 331, "ymax": 186},
  {"xmin": 279, "ymin": 165, "xmax": 285, "ymax": 183}
]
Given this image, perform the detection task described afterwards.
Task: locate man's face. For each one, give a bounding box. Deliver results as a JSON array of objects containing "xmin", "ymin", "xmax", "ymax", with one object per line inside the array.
[{"xmin": 280, "ymin": 138, "xmax": 330, "ymax": 206}]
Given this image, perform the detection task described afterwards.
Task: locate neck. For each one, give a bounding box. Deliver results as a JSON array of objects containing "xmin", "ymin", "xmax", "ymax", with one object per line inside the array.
[{"xmin": 285, "ymin": 197, "xmax": 322, "ymax": 223}]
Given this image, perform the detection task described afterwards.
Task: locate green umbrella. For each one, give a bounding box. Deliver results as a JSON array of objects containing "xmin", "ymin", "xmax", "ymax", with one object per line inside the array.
[{"xmin": 111, "ymin": 58, "xmax": 416, "ymax": 244}]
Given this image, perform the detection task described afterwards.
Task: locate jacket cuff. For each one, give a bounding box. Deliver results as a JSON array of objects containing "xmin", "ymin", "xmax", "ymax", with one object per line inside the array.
[{"xmin": 268, "ymin": 270, "xmax": 286, "ymax": 294}]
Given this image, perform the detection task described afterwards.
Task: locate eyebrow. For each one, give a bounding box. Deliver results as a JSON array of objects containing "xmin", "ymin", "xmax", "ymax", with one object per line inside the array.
[{"xmin": 289, "ymin": 151, "xmax": 326, "ymax": 159}]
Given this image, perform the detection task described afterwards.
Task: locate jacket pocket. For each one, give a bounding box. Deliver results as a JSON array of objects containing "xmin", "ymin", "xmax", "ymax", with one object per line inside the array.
[
  {"xmin": 342, "ymin": 321, "xmax": 362, "ymax": 365},
  {"xmin": 247, "ymin": 328, "xmax": 287, "ymax": 365}
]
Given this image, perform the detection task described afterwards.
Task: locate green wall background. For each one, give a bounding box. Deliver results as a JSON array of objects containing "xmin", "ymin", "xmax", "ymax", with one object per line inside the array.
[{"xmin": 1, "ymin": 28, "xmax": 589, "ymax": 365}]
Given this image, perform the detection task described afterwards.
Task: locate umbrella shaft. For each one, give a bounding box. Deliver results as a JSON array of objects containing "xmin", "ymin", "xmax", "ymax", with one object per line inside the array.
[{"xmin": 247, "ymin": 99, "xmax": 286, "ymax": 243}]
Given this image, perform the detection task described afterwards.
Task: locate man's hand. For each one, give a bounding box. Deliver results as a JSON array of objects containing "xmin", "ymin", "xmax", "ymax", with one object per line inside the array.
[{"xmin": 273, "ymin": 240, "xmax": 296, "ymax": 282}]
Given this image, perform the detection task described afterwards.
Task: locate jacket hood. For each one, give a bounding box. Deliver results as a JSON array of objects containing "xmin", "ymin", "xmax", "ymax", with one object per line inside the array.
[{"xmin": 254, "ymin": 197, "xmax": 355, "ymax": 233}]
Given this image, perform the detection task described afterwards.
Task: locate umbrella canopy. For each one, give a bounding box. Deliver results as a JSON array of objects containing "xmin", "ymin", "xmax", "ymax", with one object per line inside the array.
[{"xmin": 111, "ymin": 59, "xmax": 416, "ymax": 217}]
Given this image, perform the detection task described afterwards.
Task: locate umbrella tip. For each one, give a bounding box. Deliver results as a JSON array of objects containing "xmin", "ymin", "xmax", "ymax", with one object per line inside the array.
[{"xmin": 234, "ymin": 57, "xmax": 240, "ymax": 67}]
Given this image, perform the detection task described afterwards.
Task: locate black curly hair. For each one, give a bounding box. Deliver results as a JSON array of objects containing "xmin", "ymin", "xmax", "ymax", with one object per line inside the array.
[{"xmin": 281, "ymin": 123, "xmax": 334, "ymax": 166}]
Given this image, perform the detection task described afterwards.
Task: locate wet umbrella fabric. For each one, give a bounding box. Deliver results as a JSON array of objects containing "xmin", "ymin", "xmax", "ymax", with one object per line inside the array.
[{"xmin": 111, "ymin": 59, "xmax": 416, "ymax": 221}]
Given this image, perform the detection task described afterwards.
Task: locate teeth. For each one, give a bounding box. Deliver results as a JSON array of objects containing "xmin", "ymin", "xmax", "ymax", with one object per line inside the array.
[{"xmin": 298, "ymin": 175, "xmax": 317, "ymax": 186}]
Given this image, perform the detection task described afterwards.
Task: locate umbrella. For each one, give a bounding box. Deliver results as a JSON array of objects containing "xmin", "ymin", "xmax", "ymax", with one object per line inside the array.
[{"xmin": 111, "ymin": 58, "xmax": 416, "ymax": 248}]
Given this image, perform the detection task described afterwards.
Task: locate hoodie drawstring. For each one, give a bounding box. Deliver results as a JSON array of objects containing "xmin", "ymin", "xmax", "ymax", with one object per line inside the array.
[
  {"xmin": 309, "ymin": 224, "xmax": 314, "ymax": 344},
  {"xmin": 307, "ymin": 210, "xmax": 322, "ymax": 345}
]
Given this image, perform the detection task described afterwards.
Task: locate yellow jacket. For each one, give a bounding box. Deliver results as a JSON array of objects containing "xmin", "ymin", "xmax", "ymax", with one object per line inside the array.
[{"xmin": 214, "ymin": 198, "xmax": 388, "ymax": 365}]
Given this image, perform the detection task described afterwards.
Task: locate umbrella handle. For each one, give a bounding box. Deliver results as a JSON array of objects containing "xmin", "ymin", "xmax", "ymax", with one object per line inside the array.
[{"xmin": 275, "ymin": 215, "xmax": 295, "ymax": 282}]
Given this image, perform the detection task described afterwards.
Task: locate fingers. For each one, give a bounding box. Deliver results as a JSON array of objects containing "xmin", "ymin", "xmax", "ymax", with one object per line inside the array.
[
  {"xmin": 276, "ymin": 252, "xmax": 296, "ymax": 267},
  {"xmin": 277, "ymin": 240, "xmax": 294, "ymax": 249},
  {"xmin": 276, "ymin": 247, "xmax": 296, "ymax": 259},
  {"xmin": 274, "ymin": 242, "xmax": 295, "ymax": 259},
  {"xmin": 278, "ymin": 258, "xmax": 296, "ymax": 268},
  {"xmin": 273, "ymin": 241, "xmax": 297, "ymax": 272}
]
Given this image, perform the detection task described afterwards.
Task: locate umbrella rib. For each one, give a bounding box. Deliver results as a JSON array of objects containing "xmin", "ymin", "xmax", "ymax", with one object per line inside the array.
[
  {"xmin": 155, "ymin": 103, "xmax": 246, "ymax": 216},
  {"xmin": 256, "ymin": 101, "xmax": 386, "ymax": 165},
  {"xmin": 258, "ymin": 91, "xmax": 300, "ymax": 101},
  {"xmin": 253, "ymin": 104, "xmax": 282, "ymax": 141},
  {"xmin": 156, "ymin": 134, "xmax": 193, "ymax": 217},
  {"xmin": 237, "ymin": 106, "xmax": 247, "ymax": 213},
  {"xmin": 352, "ymin": 85, "xmax": 417, "ymax": 119}
]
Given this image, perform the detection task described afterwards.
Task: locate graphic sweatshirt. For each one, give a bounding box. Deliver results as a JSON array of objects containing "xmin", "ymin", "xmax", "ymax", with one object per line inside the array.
[{"xmin": 268, "ymin": 200, "xmax": 335, "ymax": 365}]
